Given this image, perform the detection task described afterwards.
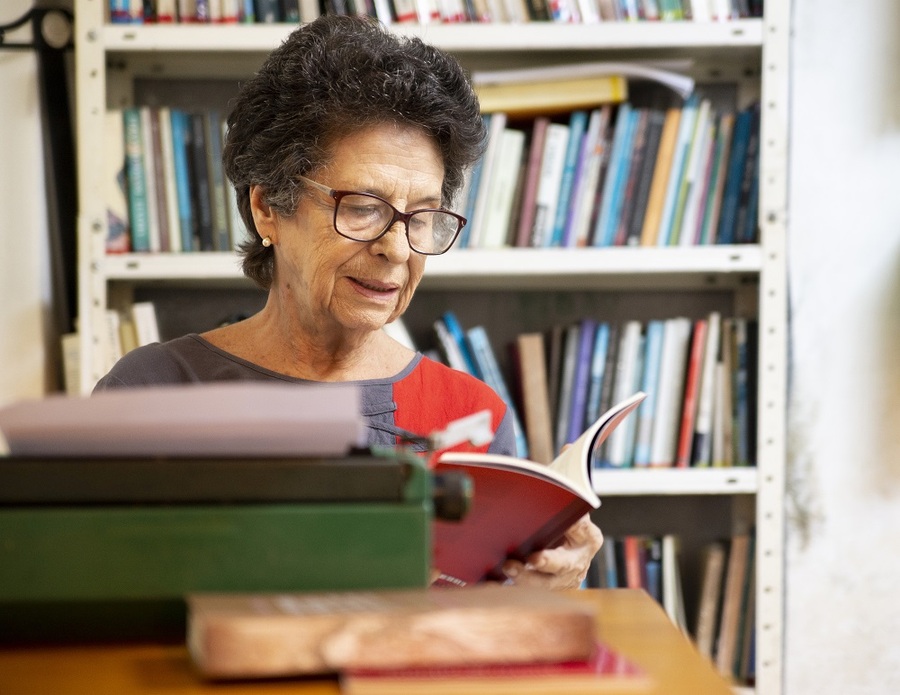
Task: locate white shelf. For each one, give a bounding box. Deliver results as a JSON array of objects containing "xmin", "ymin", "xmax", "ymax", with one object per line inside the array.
[
  {"xmin": 102, "ymin": 20, "xmax": 764, "ymax": 53},
  {"xmin": 101, "ymin": 245, "xmax": 762, "ymax": 290},
  {"xmin": 593, "ymin": 467, "xmax": 757, "ymax": 496}
]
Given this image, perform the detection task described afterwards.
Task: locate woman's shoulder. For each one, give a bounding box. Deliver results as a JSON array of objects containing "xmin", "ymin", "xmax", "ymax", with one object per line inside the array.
[{"xmin": 92, "ymin": 335, "xmax": 201, "ymax": 390}]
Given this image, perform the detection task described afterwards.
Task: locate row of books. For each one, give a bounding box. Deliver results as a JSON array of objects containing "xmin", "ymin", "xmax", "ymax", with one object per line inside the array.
[
  {"xmin": 106, "ymin": 107, "xmax": 248, "ymax": 255},
  {"xmin": 433, "ymin": 312, "xmax": 757, "ymax": 469},
  {"xmin": 458, "ymin": 97, "xmax": 761, "ymax": 250},
  {"xmin": 61, "ymin": 301, "xmax": 162, "ymax": 395},
  {"xmin": 588, "ymin": 531, "xmax": 756, "ymax": 683},
  {"xmin": 112, "ymin": 0, "xmax": 763, "ymax": 26}
]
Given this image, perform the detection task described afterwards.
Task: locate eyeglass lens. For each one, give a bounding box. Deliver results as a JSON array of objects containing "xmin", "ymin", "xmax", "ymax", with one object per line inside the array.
[{"xmin": 336, "ymin": 193, "xmax": 459, "ymax": 254}]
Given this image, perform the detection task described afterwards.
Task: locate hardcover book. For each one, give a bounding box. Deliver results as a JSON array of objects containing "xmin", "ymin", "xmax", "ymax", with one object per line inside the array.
[
  {"xmin": 187, "ymin": 585, "xmax": 598, "ymax": 679},
  {"xmin": 431, "ymin": 391, "xmax": 645, "ymax": 586}
]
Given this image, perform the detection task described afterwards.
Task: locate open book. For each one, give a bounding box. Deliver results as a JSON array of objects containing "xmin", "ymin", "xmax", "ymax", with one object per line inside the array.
[{"xmin": 432, "ymin": 391, "xmax": 646, "ymax": 586}]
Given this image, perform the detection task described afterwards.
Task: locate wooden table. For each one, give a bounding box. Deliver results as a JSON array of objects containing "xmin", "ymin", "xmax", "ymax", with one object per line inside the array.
[{"xmin": 0, "ymin": 589, "xmax": 733, "ymax": 694}]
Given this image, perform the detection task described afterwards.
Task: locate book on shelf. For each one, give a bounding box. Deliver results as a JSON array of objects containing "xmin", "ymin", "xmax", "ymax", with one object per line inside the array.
[
  {"xmin": 564, "ymin": 318, "xmax": 597, "ymax": 446},
  {"xmin": 548, "ymin": 109, "xmax": 589, "ymax": 247},
  {"xmin": 188, "ymin": 112, "xmax": 215, "ymax": 251},
  {"xmin": 553, "ymin": 322, "xmax": 581, "ymax": 455},
  {"xmin": 186, "ymin": 585, "xmax": 598, "ymax": 679},
  {"xmin": 169, "ymin": 108, "xmax": 195, "ymax": 252},
  {"xmin": 158, "ymin": 106, "xmax": 183, "ymax": 253},
  {"xmin": 591, "ymin": 103, "xmax": 636, "ymax": 247},
  {"xmin": 632, "ymin": 318, "xmax": 664, "ymax": 467},
  {"xmin": 142, "ymin": 106, "xmax": 172, "ymax": 252},
  {"xmin": 647, "ymin": 317, "xmax": 692, "ymax": 467},
  {"xmin": 103, "ymin": 110, "xmax": 131, "ymax": 253},
  {"xmin": 530, "ymin": 121, "xmax": 570, "ymax": 247},
  {"xmin": 473, "ymin": 74, "xmax": 627, "ymax": 118},
  {"xmin": 669, "ymin": 98, "xmax": 712, "ymax": 246},
  {"xmin": 122, "ymin": 107, "xmax": 151, "ymax": 252},
  {"xmin": 656, "ymin": 95, "xmax": 699, "ymax": 246},
  {"xmin": 639, "ymin": 106, "xmax": 681, "ymax": 246},
  {"xmin": 140, "ymin": 106, "xmax": 165, "ymax": 252},
  {"xmin": 563, "ymin": 106, "xmax": 612, "ymax": 247},
  {"xmin": 715, "ymin": 531, "xmax": 753, "ymax": 678},
  {"xmin": 431, "ymin": 390, "xmax": 645, "ymax": 586},
  {"xmin": 623, "ymin": 108, "xmax": 665, "ymax": 246},
  {"xmin": 612, "ymin": 107, "xmax": 650, "ymax": 246},
  {"xmin": 513, "ymin": 116, "xmax": 549, "ymax": 247},
  {"xmin": 691, "ymin": 311, "xmax": 722, "ymax": 467},
  {"xmin": 513, "ymin": 332, "xmax": 555, "ymax": 465},
  {"xmin": 479, "ymin": 127, "xmax": 526, "ymax": 248},
  {"xmin": 465, "ymin": 325, "xmax": 528, "ymax": 458},
  {"xmin": 674, "ymin": 317, "xmax": 708, "ymax": 468},
  {"xmin": 678, "ymin": 99, "xmax": 715, "ymax": 245},
  {"xmin": 600, "ymin": 319, "xmax": 643, "ymax": 468},
  {"xmin": 340, "ymin": 639, "xmax": 651, "ymax": 695},
  {"xmin": 716, "ymin": 104, "xmax": 754, "ymax": 244},
  {"xmin": 466, "ymin": 112, "xmax": 507, "ymax": 248},
  {"xmin": 583, "ymin": 320, "xmax": 612, "ymax": 427},
  {"xmin": 203, "ymin": 110, "xmax": 231, "ymax": 252},
  {"xmin": 694, "ymin": 540, "xmax": 727, "ymax": 659},
  {"xmin": 661, "ymin": 534, "xmax": 688, "ymax": 634},
  {"xmin": 700, "ymin": 111, "xmax": 735, "ymax": 245},
  {"xmin": 470, "ymin": 61, "xmax": 694, "ymax": 101}
]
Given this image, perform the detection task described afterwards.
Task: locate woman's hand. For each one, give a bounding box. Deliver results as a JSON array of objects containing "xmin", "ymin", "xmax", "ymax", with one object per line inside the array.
[{"xmin": 501, "ymin": 514, "xmax": 603, "ymax": 590}]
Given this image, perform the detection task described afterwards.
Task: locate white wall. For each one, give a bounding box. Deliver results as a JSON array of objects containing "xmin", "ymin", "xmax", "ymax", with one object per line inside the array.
[
  {"xmin": 786, "ymin": 0, "xmax": 900, "ymax": 691},
  {"xmin": 0, "ymin": 0, "xmax": 52, "ymax": 407}
]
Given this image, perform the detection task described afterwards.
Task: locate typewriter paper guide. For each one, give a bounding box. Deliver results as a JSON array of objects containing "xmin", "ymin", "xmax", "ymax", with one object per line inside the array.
[{"xmin": 0, "ymin": 382, "xmax": 365, "ymax": 458}]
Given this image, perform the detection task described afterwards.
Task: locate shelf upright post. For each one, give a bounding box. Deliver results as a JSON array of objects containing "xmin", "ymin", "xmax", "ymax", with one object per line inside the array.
[
  {"xmin": 74, "ymin": 0, "xmax": 110, "ymax": 393},
  {"xmin": 755, "ymin": 0, "xmax": 791, "ymax": 693}
]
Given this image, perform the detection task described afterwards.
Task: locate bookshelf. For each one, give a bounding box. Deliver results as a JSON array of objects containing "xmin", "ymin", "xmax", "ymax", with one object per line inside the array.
[{"xmin": 74, "ymin": 3, "xmax": 788, "ymax": 693}]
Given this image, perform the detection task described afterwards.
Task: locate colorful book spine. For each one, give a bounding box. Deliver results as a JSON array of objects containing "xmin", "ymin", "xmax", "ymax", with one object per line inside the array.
[
  {"xmin": 633, "ymin": 318, "xmax": 665, "ymax": 467},
  {"xmin": 548, "ymin": 110, "xmax": 588, "ymax": 247},
  {"xmin": 591, "ymin": 103, "xmax": 634, "ymax": 247},
  {"xmin": 656, "ymin": 96, "xmax": 699, "ymax": 246},
  {"xmin": 716, "ymin": 106, "xmax": 753, "ymax": 244},
  {"xmin": 122, "ymin": 107, "xmax": 151, "ymax": 252},
  {"xmin": 169, "ymin": 109, "xmax": 195, "ymax": 252}
]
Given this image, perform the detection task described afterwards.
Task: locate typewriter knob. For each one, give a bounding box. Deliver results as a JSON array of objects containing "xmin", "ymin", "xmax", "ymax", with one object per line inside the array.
[{"xmin": 431, "ymin": 471, "xmax": 472, "ymax": 522}]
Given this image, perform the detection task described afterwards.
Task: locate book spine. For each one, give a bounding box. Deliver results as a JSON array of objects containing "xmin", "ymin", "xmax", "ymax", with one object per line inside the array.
[
  {"xmin": 590, "ymin": 103, "xmax": 633, "ymax": 247},
  {"xmin": 158, "ymin": 107, "xmax": 183, "ymax": 252},
  {"xmin": 147, "ymin": 107, "xmax": 172, "ymax": 252},
  {"xmin": 104, "ymin": 110, "xmax": 131, "ymax": 253},
  {"xmin": 674, "ymin": 318, "xmax": 708, "ymax": 468},
  {"xmin": 514, "ymin": 117, "xmax": 550, "ymax": 247},
  {"xmin": 656, "ymin": 97, "xmax": 699, "ymax": 246},
  {"xmin": 530, "ymin": 123, "xmax": 570, "ymax": 248},
  {"xmin": 548, "ymin": 110, "xmax": 588, "ymax": 247},
  {"xmin": 565, "ymin": 318, "xmax": 597, "ymax": 445},
  {"xmin": 716, "ymin": 107, "xmax": 753, "ymax": 245},
  {"xmin": 189, "ymin": 112, "xmax": 214, "ymax": 251},
  {"xmin": 122, "ymin": 107, "xmax": 151, "ymax": 252},
  {"xmin": 204, "ymin": 110, "xmax": 231, "ymax": 252},
  {"xmin": 169, "ymin": 109, "xmax": 195, "ymax": 252},
  {"xmin": 639, "ymin": 106, "xmax": 681, "ymax": 246},
  {"xmin": 632, "ymin": 318, "xmax": 664, "ymax": 467},
  {"xmin": 625, "ymin": 109, "xmax": 665, "ymax": 247}
]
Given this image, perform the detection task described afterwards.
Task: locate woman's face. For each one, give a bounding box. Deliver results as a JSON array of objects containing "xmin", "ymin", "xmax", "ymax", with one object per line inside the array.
[{"xmin": 261, "ymin": 123, "xmax": 444, "ymax": 340}]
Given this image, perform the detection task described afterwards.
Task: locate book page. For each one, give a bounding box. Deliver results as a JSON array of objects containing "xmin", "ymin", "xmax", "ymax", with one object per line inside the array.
[{"xmin": 548, "ymin": 391, "xmax": 646, "ymax": 496}]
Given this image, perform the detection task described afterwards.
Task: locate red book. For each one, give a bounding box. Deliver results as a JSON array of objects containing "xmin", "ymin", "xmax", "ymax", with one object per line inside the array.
[
  {"xmin": 674, "ymin": 319, "xmax": 708, "ymax": 468},
  {"xmin": 341, "ymin": 640, "xmax": 651, "ymax": 695},
  {"xmin": 431, "ymin": 392, "xmax": 645, "ymax": 586}
]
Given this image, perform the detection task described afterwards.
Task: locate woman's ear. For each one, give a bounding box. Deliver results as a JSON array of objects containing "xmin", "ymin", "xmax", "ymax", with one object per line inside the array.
[{"xmin": 249, "ymin": 185, "xmax": 277, "ymax": 244}]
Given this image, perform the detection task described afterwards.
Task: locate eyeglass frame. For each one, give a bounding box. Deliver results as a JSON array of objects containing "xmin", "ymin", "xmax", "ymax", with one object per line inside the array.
[{"xmin": 296, "ymin": 174, "xmax": 467, "ymax": 256}]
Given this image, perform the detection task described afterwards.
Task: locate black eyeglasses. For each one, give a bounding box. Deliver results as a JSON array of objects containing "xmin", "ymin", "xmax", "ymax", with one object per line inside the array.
[{"xmin": 297, "ymin": 174, "xmax": 466, "ymax": 256}]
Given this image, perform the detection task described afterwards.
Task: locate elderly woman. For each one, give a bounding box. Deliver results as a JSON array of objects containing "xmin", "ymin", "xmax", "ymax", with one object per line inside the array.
[{"xmin": 95, "ymin": 14, "xmax": 601, "ymax": 589}]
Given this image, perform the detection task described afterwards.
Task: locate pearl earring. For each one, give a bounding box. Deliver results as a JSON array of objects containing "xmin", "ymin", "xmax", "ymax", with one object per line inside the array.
[{"xmin": 261, "ymin": 236, "xmax": 272, "ymax": 247}]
